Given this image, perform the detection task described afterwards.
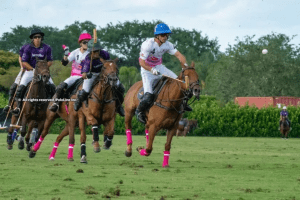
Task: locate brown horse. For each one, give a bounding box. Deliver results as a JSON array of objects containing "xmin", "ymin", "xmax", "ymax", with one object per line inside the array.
[
  {"xmin": 30, "ymin": 58, "xmax": 120, "ymax": 163},
  {"xmin": 124, "ymin": 62, "xmax": 201, "ymax": 167},
  {"xmin": 176, "ymin": 118, "xmax": 198, "ymax": 137},
  {"xmin": 7, "ymin": 58, "xmax": 50, "ymax": 150},
  {"xmin": 280, "ymin": 116, "xmax": 290, "ymax": 139}
]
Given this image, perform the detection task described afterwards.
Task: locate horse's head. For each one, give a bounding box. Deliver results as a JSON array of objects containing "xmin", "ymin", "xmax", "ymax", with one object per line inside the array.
[
  {"xmin": 34, "ymin": 56, "xmax": 50, "ymax": 83},
  {"xmin": 100, "ymin": 57, "xmax": 119, "ymax": 87},
  {"xmin": 178, "ymin": 62, "xmax": 201, "ymax": 100}
]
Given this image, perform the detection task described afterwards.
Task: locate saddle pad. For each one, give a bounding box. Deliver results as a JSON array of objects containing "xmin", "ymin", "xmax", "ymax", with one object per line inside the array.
[{"xmin": 137, "ymin": 76, "xmax": 168, "ymax": 101}]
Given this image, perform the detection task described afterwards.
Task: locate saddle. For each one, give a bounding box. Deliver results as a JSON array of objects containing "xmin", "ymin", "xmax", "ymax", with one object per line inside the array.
[
  {"xmin": 64, "ymin": 78, "xmax": 84, "ymax": 99},
  {"xmin": 137, "ymin": 76, "xmax": 168, "ymax": 102}
]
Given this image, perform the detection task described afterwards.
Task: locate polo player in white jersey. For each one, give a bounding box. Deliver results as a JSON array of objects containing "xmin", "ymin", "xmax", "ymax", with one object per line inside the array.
[{"xmin": 136, "ymin": 23, "xmax": 192, "ymax": 124}]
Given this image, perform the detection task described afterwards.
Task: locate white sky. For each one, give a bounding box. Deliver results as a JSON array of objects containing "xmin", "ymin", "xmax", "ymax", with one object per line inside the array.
[{"xmin": 0, "ymin": 0, "xmax": 300, "ymax": 52}]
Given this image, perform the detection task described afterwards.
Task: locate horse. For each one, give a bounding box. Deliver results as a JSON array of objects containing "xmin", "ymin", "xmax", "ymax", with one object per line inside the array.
[
  {"xmin": 280, "ymin": 116, "xmax": 290, "ymax": 139},
  {"xmin": 7, "ymin": 57, "xmax": 50, "ymax": 151},
  {"xmin": 176, "ymin": 118, "xmax": 198, "ymax": 137},
  {"xmin": 124, "ymin": 62, "xmax": 201, "ymax": 167},
  {"xmin": 29, "ymin": 58, "xmax": 120, "ymax": 163}
]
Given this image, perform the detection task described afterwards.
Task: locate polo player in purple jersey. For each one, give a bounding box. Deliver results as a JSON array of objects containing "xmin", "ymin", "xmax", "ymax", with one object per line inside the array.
[
  {"xmin": 73, "ymin": 40, "xmax": 125, "ymax": 116},
  {"xmin": 3, "ymin": 43, "xmax": 30, "ymax": 113},
  {"xmin": 11, "ymin": 29, "xmax": 56, "ymax": 116},
  {"xmin": 279, "ymin": 106, "xmax": 291, "ymax": 130}
]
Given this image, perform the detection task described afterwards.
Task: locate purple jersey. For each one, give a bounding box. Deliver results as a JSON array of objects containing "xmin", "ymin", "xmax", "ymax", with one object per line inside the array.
[
  {"xmin": 81, "ymin": 50, "xmax": 110, "ymax": 73},
  {"xmin": 280, "ymin": 111, "xmax": 288, "ymax": 116},
  {"xmin": 21, "ymin": 43, "xmax": 53, "ymax": 68},
  {"xmin": 19, "ymin": 44, "xmax": 30, "ymax": 57}
]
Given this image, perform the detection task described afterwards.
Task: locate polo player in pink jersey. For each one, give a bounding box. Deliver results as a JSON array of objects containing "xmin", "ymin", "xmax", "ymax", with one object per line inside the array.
[{"xmin": 49, "ymin": 32, "xmax": 92, "ymax": 112}]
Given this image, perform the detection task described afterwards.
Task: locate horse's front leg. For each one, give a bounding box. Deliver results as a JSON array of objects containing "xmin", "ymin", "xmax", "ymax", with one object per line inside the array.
[
  {"xmin": 86, "ymin": 114, "xmax": 101, "ymax": 153},
  {"xmin": 7, "ymin": 116, "xmax": 18, "ymax": 150},
  {"xmin": 162, "ymin": 127, "xmax": 177, "ymax": 168},
  {"xmin": 49, "ymin": 126, "xmax": 69, "ymax": 161},
  {"xmin": 67, "ymin": 116, "xmax": 78, "ymax": 161},
  {"xmin": 137, "ymin": 124, "xmax": 158, "ymax": 157},
  {"xmin": 103, "ymin": 117, "xmax": 115, "ymax": 150},
  {"xmin": 30, "ymin": 111, "xmax": 58, "ymax": 158},
  {"xmin": 18, "ymin": 117, "xmax": 27, "ymax": 150},
  {"xmin": 25, "ymin": 120, "xmax": 35, "ymax": 151},
  {"xmin": 79, "ymin": 115, "xmax": 87, "ymax": 163},
  {"xmin": 124, "ymin": 108, "xmax": 136, "ymax": 157}
]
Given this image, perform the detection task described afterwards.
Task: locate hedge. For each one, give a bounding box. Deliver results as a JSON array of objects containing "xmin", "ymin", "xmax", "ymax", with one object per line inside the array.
[{"xmin": 1, "ymin": 95, "xmax": 299, "ymax": 137}]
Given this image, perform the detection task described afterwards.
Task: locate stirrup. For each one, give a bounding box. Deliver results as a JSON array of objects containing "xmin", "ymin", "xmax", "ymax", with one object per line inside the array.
[
  {"xmin": 49, "ymin": 103, "xmax": 59, "ymax": 112},
  {"xmin": 137, "ymin": 112, "xmax": 146, "ymax": 124},
  {"xmin": 12, "ymin": 108, "xmax": 20, "ymax": 116},
  {"xmin": 117, "ymin": 106, "xmax": 125, "ymax": 117},
  {"xmin": 3, "ymin": 105, "xmax": 10, "ymax": 112}
]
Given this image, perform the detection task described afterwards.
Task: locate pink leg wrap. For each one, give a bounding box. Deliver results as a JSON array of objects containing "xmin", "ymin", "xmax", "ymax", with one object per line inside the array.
[
  {"xmin": 140, "ymin": 149, "xmax": 149, "ymax": 156},
  {"xmin": 49, "ymin": 142, "xmax": 59, "ymax": 159},
  {"xmin": 67, "ymin": 144, "xmax": 74, "ymax": 159},
  {"xmin": 162, "ymin": 151, "xmax": 170, "ymax": 167},
  {"xmin": 33, "ymin": 136, "xmax": 44, "ymax": 152},
  {"xmin": 145, "ymin": 130, "xmax": 149, "ymax": 146},
  {"xmin": 126, "ymin": 129, "xmax": 132, "ymax": 145}
]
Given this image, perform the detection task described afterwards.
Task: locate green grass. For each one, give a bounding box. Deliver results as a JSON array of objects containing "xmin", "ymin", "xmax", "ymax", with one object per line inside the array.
[{"xmin": 0, "ymin": 134, "xmax": 300, "ymax": 200}]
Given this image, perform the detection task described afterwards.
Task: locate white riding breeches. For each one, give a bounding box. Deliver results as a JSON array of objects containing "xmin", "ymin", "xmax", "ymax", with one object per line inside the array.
[
  {"xmin": 64, "ymin": 76, "xmax": 82, "ymax": 88},
  {"xmin": 19, "ymin": 69, "xmax": 54, "ymax": 86},
  {"xmin": 82, "ymin": 73, "xmax": 100, "ymax": 93},
  {"xmin": 141, "ymin": 64, "xmax": 177, "ymax": 94},
  {"xmin": 14, "ymin": 69, "xmax": 23, "ymax": 84}
]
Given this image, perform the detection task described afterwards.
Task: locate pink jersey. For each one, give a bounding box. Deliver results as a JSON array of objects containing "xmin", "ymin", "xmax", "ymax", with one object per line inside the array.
[{"xmin": 67, "ymin": 48, "xmax": 89, "ymax": 76}]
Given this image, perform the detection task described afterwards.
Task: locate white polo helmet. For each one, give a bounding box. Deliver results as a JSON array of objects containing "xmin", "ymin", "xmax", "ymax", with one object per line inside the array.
[{"xmin": 283, "ymin": 106, "xmax": 287, "ymax": 110}]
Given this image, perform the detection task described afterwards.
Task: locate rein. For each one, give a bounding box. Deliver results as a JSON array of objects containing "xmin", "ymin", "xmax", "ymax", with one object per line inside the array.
[
  {"xmin": 154, "ymin": 67, "xmax": 199, "ymax": 114},
  {"xmin": 90, "ymin": 61, "xmax": 118, "ymax": 104}
]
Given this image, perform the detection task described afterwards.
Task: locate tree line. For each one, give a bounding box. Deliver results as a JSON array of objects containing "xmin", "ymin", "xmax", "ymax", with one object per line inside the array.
[{"xmin": 0, "ymin": 21, "xmax": 300, "ymax": 103}]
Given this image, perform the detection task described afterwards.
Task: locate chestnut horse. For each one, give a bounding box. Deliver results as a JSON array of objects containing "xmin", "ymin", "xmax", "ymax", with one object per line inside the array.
[
  {"xmin": 124, "ymin": 62, "xmax": 200, "ymax": 167},
  {"xmin": 7, "ymin": 58, "xmax": 50, "ymax": 151},
  {"xmin": 30, "ymin": 58, "xmax": 120, "ymax": 163},
  {"xmin": 280, "ymin": 116, "xmax": 290, "ymax": 139}
]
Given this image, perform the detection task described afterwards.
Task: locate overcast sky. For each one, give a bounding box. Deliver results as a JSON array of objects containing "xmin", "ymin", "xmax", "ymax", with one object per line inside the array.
[{"xmin": 0, "ymin": 0, "xmax": 299, "ymax": 52}]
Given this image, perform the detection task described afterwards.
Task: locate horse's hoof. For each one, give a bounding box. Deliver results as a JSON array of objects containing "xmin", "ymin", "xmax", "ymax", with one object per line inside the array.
[
  {"xmin": 26, "ymin": 143, "xmax": 32, "ymax": 152},
  {"xmin": 103, "ymin": 145, "xmax": 110, "ymax": 150},
  {"xmin": 125, "ymin": 151, "xmax": 132, "ymax": 157},
  {"xmin": 80, "ymin": 155, "xmax": 87, "ymax": 164},
  {"xmin": 18, "ymin": 140, "xmax": 24, "ymax": 150},
  {"xmin": 49, "ymin": 157, "xmax": 55, "ymax": 161},
  {"xmin": 162, "ymin": 165, "xmax": 170, "ymax": 168},
  {"xmin": 7, "ymin": 145, "xmax": 13, "ymax": 150},
  {"xmin": 136, "ymin": 146, "xmax": 144, "ymax": 152},
  {"xmin": 93, "ymin": 147, "xmax": 101, "ymax": 153},
  {"xmin": 29, "ymin": 151, "xmax": 36, "ymax": 158},
  {"xmin": 68, "ymin": 158, "xmax": 74, "ymax": 162}
]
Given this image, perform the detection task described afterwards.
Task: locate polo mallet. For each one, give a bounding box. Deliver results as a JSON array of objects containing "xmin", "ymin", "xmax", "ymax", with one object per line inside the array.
[
  {"xmin": 87, "ymin": 29, "xmax": 97, "ymax": 78},
  {"xmin": 0, "ymin": 70, "xmax": 25, "ymax": 130},
  {"xmin": 10, "ymin": 79, "xmax": 35, "ymax": 129},
  {"xmin": 160, "ymin": 74, "xmax": 189, "ymax": 90}
]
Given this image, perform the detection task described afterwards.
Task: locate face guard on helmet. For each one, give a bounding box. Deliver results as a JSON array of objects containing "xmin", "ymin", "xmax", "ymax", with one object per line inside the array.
[{"xmin": 87, "ymin": 40, "xmax": 102, "ymax": 52}]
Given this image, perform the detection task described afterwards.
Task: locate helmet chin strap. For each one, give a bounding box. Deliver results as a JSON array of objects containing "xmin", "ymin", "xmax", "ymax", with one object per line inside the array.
[{"xmin": 155, "ymin": 35, "xmax": 164, "ymax": 45}]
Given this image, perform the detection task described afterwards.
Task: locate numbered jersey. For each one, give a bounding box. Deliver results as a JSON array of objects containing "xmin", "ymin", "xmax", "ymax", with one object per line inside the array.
[
  {"xmin": 139, "ymin": 38, "xmax": 177, "ymax": 67},
  {"xmin": 68, "ymin": 48, "xmax": 89, "ymax": 76}
]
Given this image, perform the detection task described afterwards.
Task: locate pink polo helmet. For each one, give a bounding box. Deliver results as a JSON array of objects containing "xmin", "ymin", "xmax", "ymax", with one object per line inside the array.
[{"xmin": 78, "ymin": 32, "xmax": 92, "ymax": 43}]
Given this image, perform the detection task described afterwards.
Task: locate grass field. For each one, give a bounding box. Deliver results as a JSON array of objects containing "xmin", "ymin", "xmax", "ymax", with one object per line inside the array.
[{"xmin": 0, "ymin": 134, "xmax": 300, "ymax": 200}]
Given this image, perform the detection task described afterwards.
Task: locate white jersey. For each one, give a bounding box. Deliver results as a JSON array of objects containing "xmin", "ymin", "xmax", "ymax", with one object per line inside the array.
[
  {"xmin": 139, "ymin": 38, "xmax": 177, "ymax": 67},
  {"xmin": 67, "ymin": 48, "xmax": 89, "ymax": 76}
]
